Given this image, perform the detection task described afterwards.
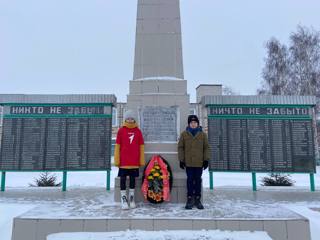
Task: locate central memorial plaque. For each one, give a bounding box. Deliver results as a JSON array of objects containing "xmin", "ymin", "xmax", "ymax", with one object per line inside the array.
[
  {"xmin": 140, "ymin": 106, "xmax": 178, "ymax": 142},
  {"xmin": 0, "ymin": 104, "xmax": 113, "ymax": 171},
  {"xmin": 139, "ymin": 106, "xmax": 178, "ymax": 142}
]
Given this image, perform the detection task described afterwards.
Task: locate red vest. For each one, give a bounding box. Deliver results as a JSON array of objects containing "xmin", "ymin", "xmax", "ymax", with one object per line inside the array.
[{"xmin": 116, "ymin": 126, "xmax": 144, "ymax": 167}]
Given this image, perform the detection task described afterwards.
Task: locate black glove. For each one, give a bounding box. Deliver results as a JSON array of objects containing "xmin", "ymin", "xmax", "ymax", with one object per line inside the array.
[
  {"xmin": 179, "ymin": 161, "xmax": 185, "ymax": 169},
  {"xmin": 203, "ymin": 161, "xmax": 209, "ymax": 170}
]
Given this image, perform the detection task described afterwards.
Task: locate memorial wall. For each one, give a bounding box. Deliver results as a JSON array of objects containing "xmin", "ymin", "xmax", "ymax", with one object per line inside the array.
[
  {"xmin": 207, "ymin": 106, "xmax": 316, "ymax": 173},
  {"xmin": 0, "ymin": 104, "xmax": 113, "ymax": 171}
]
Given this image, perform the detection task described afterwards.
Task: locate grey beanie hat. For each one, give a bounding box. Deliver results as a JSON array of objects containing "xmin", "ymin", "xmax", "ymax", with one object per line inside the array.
[{"xmin": 124, "ymin": 110, "xmax": 137, "ymax": 121}]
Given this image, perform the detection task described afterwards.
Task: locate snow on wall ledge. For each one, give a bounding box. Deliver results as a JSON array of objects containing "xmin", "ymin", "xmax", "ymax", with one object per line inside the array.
[{"xmin": 47, "ymin": 230, "xmax": 272, "ymax": 240}]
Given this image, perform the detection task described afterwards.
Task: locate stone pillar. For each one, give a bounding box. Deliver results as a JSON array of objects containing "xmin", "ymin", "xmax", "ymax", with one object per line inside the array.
[{"xmin": 133, "ymin": 0, "xmax": 184, "ymax": 80}]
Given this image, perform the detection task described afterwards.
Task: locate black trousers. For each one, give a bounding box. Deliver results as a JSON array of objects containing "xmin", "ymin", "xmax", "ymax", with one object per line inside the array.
[
  {"xmin": 118, "ymin": 168, "xmax": 139, "ymax": 190},
  {"xmin": 186, "ymin": 167, "xmax": 203, "ymax": 197}
]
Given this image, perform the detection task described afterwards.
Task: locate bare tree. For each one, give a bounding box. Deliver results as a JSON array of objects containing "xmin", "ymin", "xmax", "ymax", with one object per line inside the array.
[
  {"xmin": 261, "ymin": 26, "xmax": 320, "ymax": 98},
  {"xmin": 261, "ymin": 38, "xmax": 290, "ymax": 95},
  {"xmin": 288, "ymin": 26, "xmax": 320, "ymax": 96}
]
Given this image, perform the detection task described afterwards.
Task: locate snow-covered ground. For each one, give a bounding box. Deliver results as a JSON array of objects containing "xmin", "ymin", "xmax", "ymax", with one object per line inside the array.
[
  {"xmin": 3, "ymin": 166, "xmax": 319, "ymax": 190},
  {"xmin": 47, "ymin": 230, "xmax": 272, "ymax": 240},
  {"xmin": 0, "ymin": 166, "xmax": 319, "ymax": 240}
]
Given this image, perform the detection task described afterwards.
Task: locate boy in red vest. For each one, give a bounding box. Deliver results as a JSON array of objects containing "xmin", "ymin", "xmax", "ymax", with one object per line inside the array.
[{"xmin": 114, "ymin": 110, "xmax": 145, "ymax": 209}]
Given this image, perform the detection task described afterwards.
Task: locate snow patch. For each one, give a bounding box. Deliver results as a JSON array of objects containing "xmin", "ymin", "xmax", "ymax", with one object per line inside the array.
[
  {"xmin": 134, "ymin": 76, "xmax": 184, "ymax": 81},
  {"xmin": 0, "ymin": 204, "xmax": 35, "ymax": 240}
]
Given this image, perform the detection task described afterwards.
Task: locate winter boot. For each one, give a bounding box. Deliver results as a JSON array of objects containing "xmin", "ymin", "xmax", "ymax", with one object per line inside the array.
[
  {"xmin": 194, "ymin": 196, "xmax": 204, "ymax": 209},
  {"xmin": 120, "ymin": 190, "xmax": 129, "ymax": 210},
  {"xmin": 185, "ymin": 196, "xmax": 194, "ymax": 210},
  {"xmin": 129, "ymin": 189, "xmax": 136, "ymax": 209}
]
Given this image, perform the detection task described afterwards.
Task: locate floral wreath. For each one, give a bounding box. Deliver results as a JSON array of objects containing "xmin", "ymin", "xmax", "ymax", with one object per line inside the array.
[{"xmin": 141, "ymin": 155, "xmax": 173, "ymax": 204}]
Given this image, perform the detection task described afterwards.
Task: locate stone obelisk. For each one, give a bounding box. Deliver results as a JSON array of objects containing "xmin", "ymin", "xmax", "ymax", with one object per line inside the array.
[
  {"xmin": 133, "ymin": 0, "xmax": 184, "ymax": 80},
  {"xmin": 115, "ymin": 0, "xmax": 190, "ymax": 203}
]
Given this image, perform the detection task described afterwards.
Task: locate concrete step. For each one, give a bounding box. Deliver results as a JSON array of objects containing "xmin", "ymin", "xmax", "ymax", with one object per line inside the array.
[{"xmin": 12, "ymin": 216, "xmax": 311, "ymax": 240}]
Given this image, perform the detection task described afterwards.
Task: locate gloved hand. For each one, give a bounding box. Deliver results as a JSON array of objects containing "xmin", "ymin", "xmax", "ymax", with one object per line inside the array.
[
  {"xmin": 179, "ymin": 161, "xmax": 185, "ymax": 169},
  {"xmin": 203, "ymin": 161, "xmax": 209, "ymax": 170}
]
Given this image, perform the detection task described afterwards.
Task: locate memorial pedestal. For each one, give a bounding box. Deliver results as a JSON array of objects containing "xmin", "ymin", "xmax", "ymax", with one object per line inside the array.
[{"xmin": 114, "ymin": 79, "xmax": 191, "ymax": 203}]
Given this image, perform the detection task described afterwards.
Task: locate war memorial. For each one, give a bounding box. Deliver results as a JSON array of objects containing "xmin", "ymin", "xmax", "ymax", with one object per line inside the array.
[{"xmin": 0, "ymin": 0, "xmax": 318, "ymax": 239}]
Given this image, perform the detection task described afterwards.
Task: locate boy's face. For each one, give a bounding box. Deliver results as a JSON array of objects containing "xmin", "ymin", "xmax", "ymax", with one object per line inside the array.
[
  {"xmin": 189, "ymin": 121, "xmax": 198, "ymax": 129},
  {"xmin": 125, "ymin": 118, "xmax": 135, "ymax": 123}
]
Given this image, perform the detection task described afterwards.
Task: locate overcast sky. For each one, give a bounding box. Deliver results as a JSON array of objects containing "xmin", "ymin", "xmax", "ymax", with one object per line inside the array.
[{"xmin": 1, "ymin": 0, "xmax": 320, "ymax": 102}]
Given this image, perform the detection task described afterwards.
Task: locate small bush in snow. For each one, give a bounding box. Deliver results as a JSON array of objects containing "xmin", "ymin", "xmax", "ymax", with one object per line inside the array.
[
  {"xmin": 30, "ymin": 172, "xmax": 61, "ymax": 187},
  {"xmin": 261, "ymin": 173, "xmax": 295, "ymax": 186}
]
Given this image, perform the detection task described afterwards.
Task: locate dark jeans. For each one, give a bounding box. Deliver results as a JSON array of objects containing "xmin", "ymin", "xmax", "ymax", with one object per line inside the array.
[{"xmin": 186, "ymin": 167, "xmax": 203, "ymax": 197}]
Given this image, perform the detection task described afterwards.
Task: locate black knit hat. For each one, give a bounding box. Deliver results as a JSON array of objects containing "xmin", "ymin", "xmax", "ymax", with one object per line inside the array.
[{"xmin": 188, "ymin": 115, "xmax": 199, "ymax": 125}]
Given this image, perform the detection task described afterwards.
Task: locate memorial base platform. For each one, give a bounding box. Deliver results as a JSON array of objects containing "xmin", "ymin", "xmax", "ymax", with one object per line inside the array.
[
  {"xmin": 8, "ymin": 188, "xmax": 315, "ymax": 240},
  {"xmin": 12, "ymin": 213, "xmax": 310, "ymax": 240},
  {"xmin": 3, "ymin": 188, "xmax": 317, "ymax": 240}
]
